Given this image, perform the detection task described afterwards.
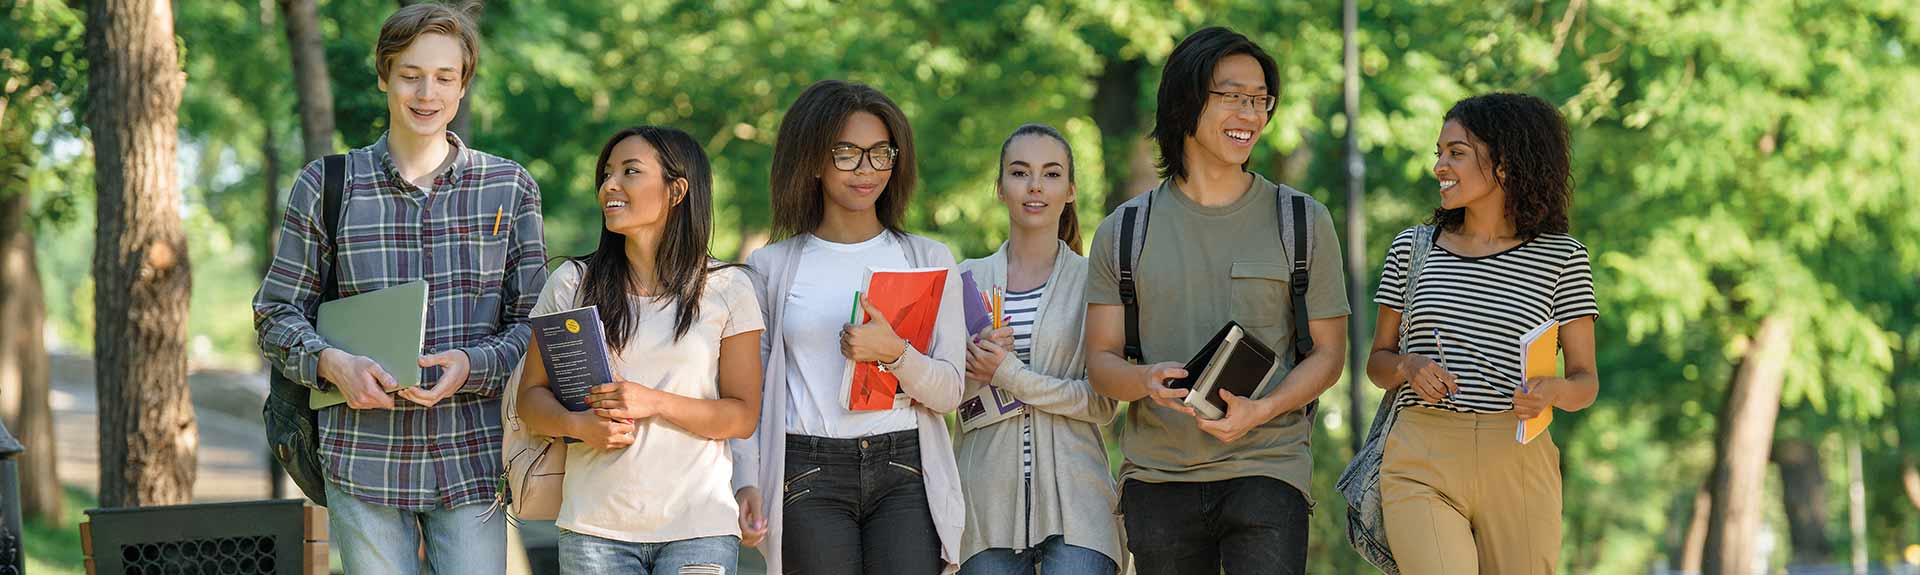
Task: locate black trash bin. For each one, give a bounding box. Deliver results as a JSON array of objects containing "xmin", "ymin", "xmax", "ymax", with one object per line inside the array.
[{"xmin": 0, "ymin": 419, "xmax": 26, "ymax": 575}]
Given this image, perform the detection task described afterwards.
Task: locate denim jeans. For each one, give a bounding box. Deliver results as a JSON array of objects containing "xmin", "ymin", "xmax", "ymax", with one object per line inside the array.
[
  {"xmin": 1120, "ymin": 476, "xmax": 1309, "ymax": 575},
  {"xmin": 780, "ymin": 430, "xmax": 944, "ymax": 575},
  {"xmin": 558, "ymin": 530, "xmax": 739, "ymax": 575},
  {"xmin": 323, "ymin": 482, "xmax": 506, "ymax": 575},
  {"xmin": 958, "ymin": 534, "xmax": 1117, "ymax": 575}
]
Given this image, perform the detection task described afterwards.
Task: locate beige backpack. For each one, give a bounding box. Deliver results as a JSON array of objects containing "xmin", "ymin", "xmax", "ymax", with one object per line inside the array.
[{"xmin": 502, "ymin": 358, "xmax": 564, "ymax": 520}]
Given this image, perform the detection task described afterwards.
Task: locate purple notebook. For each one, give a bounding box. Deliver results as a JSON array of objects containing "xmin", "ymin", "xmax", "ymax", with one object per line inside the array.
[{"xmin": 961, "ymin": 270, "xmax": 993, "ymax": 336}]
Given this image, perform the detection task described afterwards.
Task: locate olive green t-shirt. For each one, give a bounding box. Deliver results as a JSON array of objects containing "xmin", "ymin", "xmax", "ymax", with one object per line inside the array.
[{"xmin": 1086, "ymin": 173, "xmax": 1350, "ymax": 497}]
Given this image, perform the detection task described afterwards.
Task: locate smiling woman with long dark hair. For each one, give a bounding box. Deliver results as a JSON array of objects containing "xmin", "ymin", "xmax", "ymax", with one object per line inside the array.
[
  {"xmin": 515, "ymin": 126, "xmax": 766, "ymax": 575},
  {"xmin": 730, "ymin": 79, "xmax": 968, "ymax": 575}
]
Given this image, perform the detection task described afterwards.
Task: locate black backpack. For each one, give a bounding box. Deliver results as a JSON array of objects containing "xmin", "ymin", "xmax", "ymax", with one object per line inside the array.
[
  {"xmin": 262, "ymin": 153, "xmax": 347, "ymax": 506},
  {"xmin": 1112, "ymin": 184, "xmax": 1318, "ymax": 387}
]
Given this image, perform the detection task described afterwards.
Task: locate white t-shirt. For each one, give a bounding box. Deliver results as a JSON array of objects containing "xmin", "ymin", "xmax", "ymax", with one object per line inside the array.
[
  {"xmin": 532, "ymin": 261, "xmax": 764, "ymax": 543},
  {"xmin": 782, "ymin": 233, "xmax": 917, "ymax": 438}
]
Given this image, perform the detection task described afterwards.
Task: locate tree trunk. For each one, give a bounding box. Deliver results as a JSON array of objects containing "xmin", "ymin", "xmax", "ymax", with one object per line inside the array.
[
  {"xmin": 1773, "ymin": 437, "xmax": 1832, "ymax": 566},
  {"xmin": 1845, "ymin": 437, "xmax": 1866, "ymax": 575},
  {"xmin": 0, "ymin": 186, "xmax": 60, "ymax": 523},
  {"xmin": 447, "ymin": 1, "xmax": 480, "ymax": 141},
  {"xmin": 278, "ymin": 0, "xmax": 334, "ymax": 162},
  {"xmin": 1702, "ymin": 315, "xmax": 1791, "ymax": 575},
  {"xmin": 1905, "ymin": 458, "xmax": 1920, "ymax": 512},
  {"xmin": 1676, "ymin": 482, "xmax": 1711, "ymax": 574},
  {"xmin": 261, "ymin": 124, "xmax": 282, "ymax": 278},
  {"xmin": 1092, "ymin": 55, "xmax": 1147, "ymax": 212},
  {"xmin": 85, "ymin": 0, "xmax": 197, "ymax": 508},
  {"xmin": 1341, "ymin": 0, "xmax": 1367, "ymax": 455}
]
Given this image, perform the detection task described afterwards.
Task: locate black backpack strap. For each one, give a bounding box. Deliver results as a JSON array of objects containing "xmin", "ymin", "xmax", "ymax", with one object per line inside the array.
[
  {"xmin": 1118, "ymin": 192, "xmax": 1152, "ymax": 363},
  {"xmin": 319, "ymin": 154, "xmax": 346, "ymax": 302},
  {"xmin": 1284, "ymin": 193, "xmax": 1313, "ymax": 365}
]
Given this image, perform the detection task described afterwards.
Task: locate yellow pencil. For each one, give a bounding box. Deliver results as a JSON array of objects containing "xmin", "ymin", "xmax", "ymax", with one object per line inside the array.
[
  {"xmin": 991, "ymin": 287, "xmax": 1004, "ymax": 330},
  {"xmin": 491, "ymin": 206, "xmax": 504, "ymax": 235}
]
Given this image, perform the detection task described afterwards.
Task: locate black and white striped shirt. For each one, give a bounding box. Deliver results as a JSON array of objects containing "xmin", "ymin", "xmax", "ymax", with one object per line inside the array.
[
  {"xmin": 1004, "ymin": 283, "xmax": 1044, "ymax": 364},
  {"xmin": 1374, "ymin": 228, "xmax": 1599, "ymax": 414}
]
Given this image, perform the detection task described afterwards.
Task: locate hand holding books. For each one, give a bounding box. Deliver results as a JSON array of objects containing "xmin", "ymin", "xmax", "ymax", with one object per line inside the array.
[
  {"xmin": 841, "ymin": 296, "xmax": 910, "ymax": 365},
  {"xmin": 318, "ymin": 348, "xmax": 401, "ymax": 410},
  {"xmin": 1512, "ymin": 377, "xmax": 1559, "ymax": 422},
  {"xmin": 1195, "ymin": 388, "xmax": 1270, "ymax": 444},
  {"xmin": 585, "ymin": 380, "xmax": 664, "ymax": 421},
  {"xmin": 1140, "ymin": 362, "xmax": 1192, "ymax": 414},
  {"xmin": 567, "ymin": 414, "xmax": 637, "ymax": 451},
  {"xmin": 963, "ymin": 327, "xmax": 1013, "ymax": 383}
]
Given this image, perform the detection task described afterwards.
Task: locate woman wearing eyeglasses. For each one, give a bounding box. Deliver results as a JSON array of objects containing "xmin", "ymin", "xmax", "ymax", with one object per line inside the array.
[{"xmin": 730, "ymin": 79, "xmax": 968, "ymax": 575}]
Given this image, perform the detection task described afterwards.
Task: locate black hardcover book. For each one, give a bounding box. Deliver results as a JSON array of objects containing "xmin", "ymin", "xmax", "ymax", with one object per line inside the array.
[
  {"xmin": 530, "ymin": 305, "xmax": 615, "ymax": 417},
  {"xmin": 1166, "ymin": 321, "xmax": 1281, "ymax": 420}
]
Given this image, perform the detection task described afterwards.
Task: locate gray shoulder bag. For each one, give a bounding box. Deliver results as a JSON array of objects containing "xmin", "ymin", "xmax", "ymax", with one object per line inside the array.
[{"xmin": 1336, "ymin": 224, "xmax": 1436, "ymax": 574}]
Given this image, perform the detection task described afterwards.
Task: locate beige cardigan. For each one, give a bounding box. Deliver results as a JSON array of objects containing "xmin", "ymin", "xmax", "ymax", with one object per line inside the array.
[
  {"xmin": 956, "ymin": 241, "xmax": 1124, "ymax": 568},
  {"xmin": 733, "ymin": 232, "xmax": 968, "ymax": 574}
]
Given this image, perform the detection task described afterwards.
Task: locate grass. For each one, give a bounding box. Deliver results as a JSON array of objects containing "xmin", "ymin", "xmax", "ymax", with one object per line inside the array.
[{"xmin": 23, "ymin": 486, "xmax": 96, "ymax": 575}]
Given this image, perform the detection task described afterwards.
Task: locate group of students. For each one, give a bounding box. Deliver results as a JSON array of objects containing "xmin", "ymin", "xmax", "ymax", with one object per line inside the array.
[{"xmin": 252, "ymin": 4, "xmax": 1600, "ymax": 575}]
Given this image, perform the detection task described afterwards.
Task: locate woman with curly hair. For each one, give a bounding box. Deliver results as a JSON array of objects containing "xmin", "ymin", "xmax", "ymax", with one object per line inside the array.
[{"xmin": 1363, "ymin": 92, "xmax": 1600, "ymax": 573}]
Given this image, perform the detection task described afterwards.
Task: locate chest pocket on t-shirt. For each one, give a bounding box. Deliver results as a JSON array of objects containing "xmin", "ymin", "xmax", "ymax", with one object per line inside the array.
[{"xmin": 1229, "ymin": 262, "xmax": 1291, "ymax": 328}]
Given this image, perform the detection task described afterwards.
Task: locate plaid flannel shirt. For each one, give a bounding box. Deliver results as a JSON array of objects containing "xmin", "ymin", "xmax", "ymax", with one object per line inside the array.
[{"xmin": 253, "ymin": 133, "xmax": 548, "ymax": 510}]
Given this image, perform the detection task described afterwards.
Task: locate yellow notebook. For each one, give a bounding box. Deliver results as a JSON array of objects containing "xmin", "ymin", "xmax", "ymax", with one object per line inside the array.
[{"xmin": 1517, "ymin": 320, "xmax": 1560, "ymax": 444}]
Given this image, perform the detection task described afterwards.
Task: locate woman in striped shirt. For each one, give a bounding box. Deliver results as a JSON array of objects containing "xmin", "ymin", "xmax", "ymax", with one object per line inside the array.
[
  {"xmin": 955, "ymin": 124, "xmax": 1122, "ymax": 575},
  {"xmin": 1365, "ymin": 92, "xmax": 1600, "ymax": 574}
]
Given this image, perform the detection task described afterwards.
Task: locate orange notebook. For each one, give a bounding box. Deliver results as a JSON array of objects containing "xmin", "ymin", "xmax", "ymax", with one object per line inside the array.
[
  {"xmin": 843, "ymin": 267, "xmax": 949, "ymax": 411},
  {"xmin": 1517, "ymin": 319, "xmax": 1561, "ymax": 444}
]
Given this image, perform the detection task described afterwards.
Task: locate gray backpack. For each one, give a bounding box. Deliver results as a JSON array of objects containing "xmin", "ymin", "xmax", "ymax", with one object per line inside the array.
[
  {"xmin": 1111, "ymin": 184, "xmax": 1319, "ymax": 369},
  {"xmin": 1335, "ymin": 224, "xmax": 1437, "ymax": 574}
]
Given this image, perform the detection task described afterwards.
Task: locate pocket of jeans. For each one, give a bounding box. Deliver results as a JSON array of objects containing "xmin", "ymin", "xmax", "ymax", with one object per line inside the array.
[
  {"xmin": 783, "ymin": 487, "xmax": 813, "ymax": 506},
  {"xmin": 782, "ymin": 465, "xmax": 822, "ymax": 493},
  {"xmin": 886, "ymin": 460, "xmax": 924, "ymax": 478},
  {"xmin": 1229, "ymin": 263, "xmax": 1291, "ymax": 328}
]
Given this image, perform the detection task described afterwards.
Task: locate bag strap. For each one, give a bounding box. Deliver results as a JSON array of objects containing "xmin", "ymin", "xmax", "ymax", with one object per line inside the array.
[
  {"xmin": 319, "ymin": 154, "xmax": 347, "ymax": 302},
  {"xmin": 1117, "ymin": 191, "xmax": 1152, "ymax": 363},
  {"xmin": 1392, "ymin": 225, "xmax": 1438, "ymax": 406},
  {"xmin": 1397, "ymin": 225, "xmax": 1436, "ymax": 350},
  {"xmin": 1282, "ymin": 192, "xmax": 1313, "ymax": 366}
]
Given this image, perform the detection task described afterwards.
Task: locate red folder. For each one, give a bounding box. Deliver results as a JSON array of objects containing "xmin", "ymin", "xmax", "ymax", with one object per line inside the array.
[{"xmin": 845, "ymin": 267, "xmax": 949, "ymax": 411}]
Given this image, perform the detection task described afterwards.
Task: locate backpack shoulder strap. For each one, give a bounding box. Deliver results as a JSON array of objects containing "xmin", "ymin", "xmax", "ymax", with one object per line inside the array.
[
  {"xmin": 319, "ymin": 154, "xmax": 347, "ymax": 302},
  {"xmin": 1397, "ymin": 225, "xmax": 1438, "ymax": 349},
  {"xmin": 1275, "ymin": 186, "xmax": 1315, "ymax": 365},
  {"xmin": 1114, "ymin": 189, "xmax": 1154, "ymax": 363}
]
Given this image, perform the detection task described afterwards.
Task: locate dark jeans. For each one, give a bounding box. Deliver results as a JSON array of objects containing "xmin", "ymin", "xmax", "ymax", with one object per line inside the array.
[
  {"xmin": 1121, "ymin": 476, "xmax": 1309, "ymax": 575},
  {"xmin": 781, "ymin": 430, "xmax": 943, "ymax": 575}
]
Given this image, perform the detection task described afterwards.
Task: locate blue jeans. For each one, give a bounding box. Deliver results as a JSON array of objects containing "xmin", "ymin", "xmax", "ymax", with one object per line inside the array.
[
  {"xmin": 323, "ymin": 482, "xmax": 506, "ymax": 575},
  {"xmin": 959, "ymin": 535, "xmax": 1117, "ymax": 575},
  {"xmin": 558, "ymin": 530, "xmax": 739, "ymax": 575}
]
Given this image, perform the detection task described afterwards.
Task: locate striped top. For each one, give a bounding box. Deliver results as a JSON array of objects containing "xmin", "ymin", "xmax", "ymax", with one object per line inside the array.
[
  {"xmin": 1374, "ymin": 227, "xmax": 1598, "ymax": 414},
  {"xmin": 253, "ymin": 133, "xmax": 548, "ymax": 510},
  {"xmin": 1004, "ymin": 283, "xmax": 1044, "ymax": 363}
]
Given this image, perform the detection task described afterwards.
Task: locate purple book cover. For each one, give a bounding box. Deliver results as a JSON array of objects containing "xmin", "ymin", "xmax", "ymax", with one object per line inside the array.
[{"xmin": 961, "ymin": 269, "xmax": 993, "ymax": 336}]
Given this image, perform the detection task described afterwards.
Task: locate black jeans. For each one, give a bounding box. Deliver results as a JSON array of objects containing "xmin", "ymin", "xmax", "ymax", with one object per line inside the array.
[
  {"xmin": 782, "ymin": 430, "xmax": 943, "ymax": 575},
  {"xmin": 1121, "ymin": 477, "xmax": 1310, "ymax": 575}
]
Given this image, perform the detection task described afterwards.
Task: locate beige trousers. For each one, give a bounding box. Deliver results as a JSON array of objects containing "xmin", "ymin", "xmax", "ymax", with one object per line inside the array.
[{"xmin": 1381, "ymin": 406, "xmax": 1562, "ymax": 575}]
